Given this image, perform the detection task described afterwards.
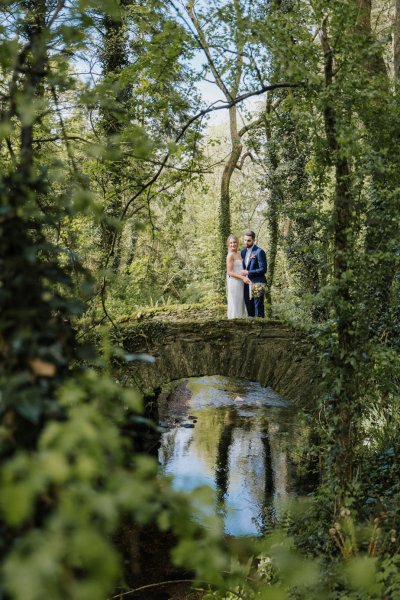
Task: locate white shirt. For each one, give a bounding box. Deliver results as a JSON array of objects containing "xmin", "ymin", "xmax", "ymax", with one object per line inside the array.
[{"xmin": 245, "ymin": 245, "xmax": 254, "ymax": 268}]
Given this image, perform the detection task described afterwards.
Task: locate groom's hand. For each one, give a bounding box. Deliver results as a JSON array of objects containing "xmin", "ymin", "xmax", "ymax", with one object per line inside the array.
[{"xmin": 240, "ymin": 269, "xmax": 248, "ymax": 276}]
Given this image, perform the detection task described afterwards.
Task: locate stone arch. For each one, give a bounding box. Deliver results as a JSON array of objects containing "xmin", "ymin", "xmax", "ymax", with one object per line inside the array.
[{"xmin": 121, "ymin": 320, "xmax": 319, "ymax": 406}]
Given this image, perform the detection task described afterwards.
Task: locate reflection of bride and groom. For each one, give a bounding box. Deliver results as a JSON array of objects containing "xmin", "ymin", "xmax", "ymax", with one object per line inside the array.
[{"xmin": 226, "ymin": 229, "xmax": 267, "ymax": 319}]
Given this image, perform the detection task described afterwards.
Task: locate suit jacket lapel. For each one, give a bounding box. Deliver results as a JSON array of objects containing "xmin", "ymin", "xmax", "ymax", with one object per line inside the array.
[{"xmin": 241, "ymin": 248, "xmax": 246, "ymax": 269}]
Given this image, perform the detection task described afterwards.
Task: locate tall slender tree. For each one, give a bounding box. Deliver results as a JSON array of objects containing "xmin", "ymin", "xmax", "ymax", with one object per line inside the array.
[{"xmin": 99, "ymin": 0, "xmax": 131, "ymax": 270}]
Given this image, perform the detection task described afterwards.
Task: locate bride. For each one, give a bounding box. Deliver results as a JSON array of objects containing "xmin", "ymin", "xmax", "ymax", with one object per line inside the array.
[{"xmin": 226, "ymin": 235, "xmax": 249, "ymax": 319}]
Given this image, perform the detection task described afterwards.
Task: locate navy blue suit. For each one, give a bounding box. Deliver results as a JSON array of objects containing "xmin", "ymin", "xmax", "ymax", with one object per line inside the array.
[{"xmin": 241, "ymin": 245, "xmax": 267, "ymax": 318}]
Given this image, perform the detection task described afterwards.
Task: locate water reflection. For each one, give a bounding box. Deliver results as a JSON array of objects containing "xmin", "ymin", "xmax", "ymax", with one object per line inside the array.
[{"xmin": 158, "ymin": 376, "xmax": 297, "ymax": 536}]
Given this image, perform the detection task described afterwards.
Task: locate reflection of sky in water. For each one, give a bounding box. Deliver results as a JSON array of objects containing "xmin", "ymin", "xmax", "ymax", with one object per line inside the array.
[
  {"xmin": 160, "ymin": 428, "xmax": 215, "ymax": 489},
  {"xmin": 187, "ymin": 375, "xmax": 289, "ymax": 410},
  {"xmin": 159, "ymin": 376, "xmax": 296, "ymax": 536}
]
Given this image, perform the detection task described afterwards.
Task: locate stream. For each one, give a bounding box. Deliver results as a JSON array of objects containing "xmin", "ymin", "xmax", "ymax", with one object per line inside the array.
[{"xmin": 158, "ymin": 375, "xmax": 304, "ymax": 537}]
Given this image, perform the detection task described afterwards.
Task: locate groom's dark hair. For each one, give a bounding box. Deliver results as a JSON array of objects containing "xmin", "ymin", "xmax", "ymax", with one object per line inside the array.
[{"xmin": 244, "ymin": 229, "xmax": 256, "ymax": 239}]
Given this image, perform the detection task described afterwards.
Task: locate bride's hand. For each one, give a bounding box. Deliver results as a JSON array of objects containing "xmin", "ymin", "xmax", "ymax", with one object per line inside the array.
[{"xmin": 243, "ymin": 276, "xmax": 251, "ymax": 284}]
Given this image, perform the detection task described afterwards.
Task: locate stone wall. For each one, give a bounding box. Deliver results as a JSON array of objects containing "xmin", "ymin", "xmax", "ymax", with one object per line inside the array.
[{"xmin": 119, "ymin": 318, "xmax": 320, "ymax": 406}]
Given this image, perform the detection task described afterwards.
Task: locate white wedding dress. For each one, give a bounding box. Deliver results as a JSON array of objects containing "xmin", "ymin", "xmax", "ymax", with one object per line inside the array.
[{"xmin": 227, "ymin": 259, "xmax": 247, "ymax": 319}]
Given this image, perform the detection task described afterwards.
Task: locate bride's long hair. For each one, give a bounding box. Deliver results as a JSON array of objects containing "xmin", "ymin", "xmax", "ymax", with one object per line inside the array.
[{"xmin": 226, "ymin": 234, "xmax": 239, "ymax": 250}]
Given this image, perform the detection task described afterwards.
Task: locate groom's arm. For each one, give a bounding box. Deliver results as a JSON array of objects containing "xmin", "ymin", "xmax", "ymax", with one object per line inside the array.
[{"xmin": 247, "ymin": 249, "xmax": 267, "ymax": 278}]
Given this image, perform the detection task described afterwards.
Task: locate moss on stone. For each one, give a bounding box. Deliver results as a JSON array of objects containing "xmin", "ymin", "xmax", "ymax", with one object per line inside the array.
[{"xmin": 117, "ymin": 302, "xmax": 227, "ymax": 324}]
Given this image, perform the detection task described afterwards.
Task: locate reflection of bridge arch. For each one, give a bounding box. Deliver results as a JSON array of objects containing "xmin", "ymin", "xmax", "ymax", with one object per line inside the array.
[{"xmin": 121, "ymin": 319, "xmax": 319, "ymax": 406}]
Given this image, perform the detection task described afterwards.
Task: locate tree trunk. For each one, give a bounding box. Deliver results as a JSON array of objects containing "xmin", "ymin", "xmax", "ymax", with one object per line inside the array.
[
  {"xmin": 99, "ymin": 2, "xmax": 129, "ymax": 271},
  {"xmin": 353, "ymin": 0, "xmax": 399, "ymax": 337},
  {"xmin": 219, "ymin": 106, "xmax": 243, "ymax": 292},
  {"xmin": 1, "ymin": 0, "xmax": 77, "ymax": 455},
  {"xmin": 265, "ymin": 199, "xmax": 278, "ymax": 317},
  {"xmin": 19, "ymin": 0, "xmax": 47, "ymax": 180},
  {"xmin": 264, "ymin": 124, "xmax": 280, "ymax": 316},
  {"xmin": 321, "ymin": 19, "xmax": 357, "ymax": 491},
  {"xmin": 395, "ymin": 0, "xmax": 400, "ymax": 81}
]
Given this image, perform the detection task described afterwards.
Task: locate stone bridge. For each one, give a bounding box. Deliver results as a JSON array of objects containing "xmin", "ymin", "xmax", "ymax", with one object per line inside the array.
[{"xmin": 119, "ymin": 308, "xmax": 320, "ymax": 406}]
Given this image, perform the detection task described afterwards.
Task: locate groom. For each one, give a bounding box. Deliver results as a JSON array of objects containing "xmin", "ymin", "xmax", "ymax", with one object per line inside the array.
[{"xmin": 240, "ymin": 230, "xmax": 267, "ymax": 318}]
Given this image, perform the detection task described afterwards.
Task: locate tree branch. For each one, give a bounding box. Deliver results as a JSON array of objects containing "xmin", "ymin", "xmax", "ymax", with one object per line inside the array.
[
  {"xmin": 238, "ymin": 115, "xmax": 265, "ymax": 138},
  {"xmin": 236, "ymin": 150, "xmax": 254, "ymax": 170},
  {"xmin": 178, "ymin": 81, "xmax": 304, "ymax": 143},
  {"xmin": 32, "ymin": 135, "xmax": 88, "ymax": 144},
  {"xmin": 186, "ymin": 1, "xmax": 232, "ymax": 100},
  {"xmin": 47, "ymin": 0, "xmax": 66, "ymax": 28},
  {"xmin": 232, "ymin": 0, "xmax": 244, "ymax": 96}
]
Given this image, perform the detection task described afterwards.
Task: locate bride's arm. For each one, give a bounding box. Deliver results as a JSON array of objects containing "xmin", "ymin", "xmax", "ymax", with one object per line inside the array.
[{"xmin": 226, "ymin": 254, "xmax": 245, "ymax": 280}]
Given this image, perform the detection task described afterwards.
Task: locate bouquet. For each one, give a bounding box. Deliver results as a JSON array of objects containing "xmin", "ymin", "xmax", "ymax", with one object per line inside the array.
[{"xmin": 250, "ymin": 282, "xmax": 266, "ymax": 299}]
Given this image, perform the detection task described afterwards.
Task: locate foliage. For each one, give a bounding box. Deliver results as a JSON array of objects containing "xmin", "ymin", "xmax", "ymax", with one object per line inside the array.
[{"xmin": 1, "ymin": 0, "xmax": 400, "ymax": 599}]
